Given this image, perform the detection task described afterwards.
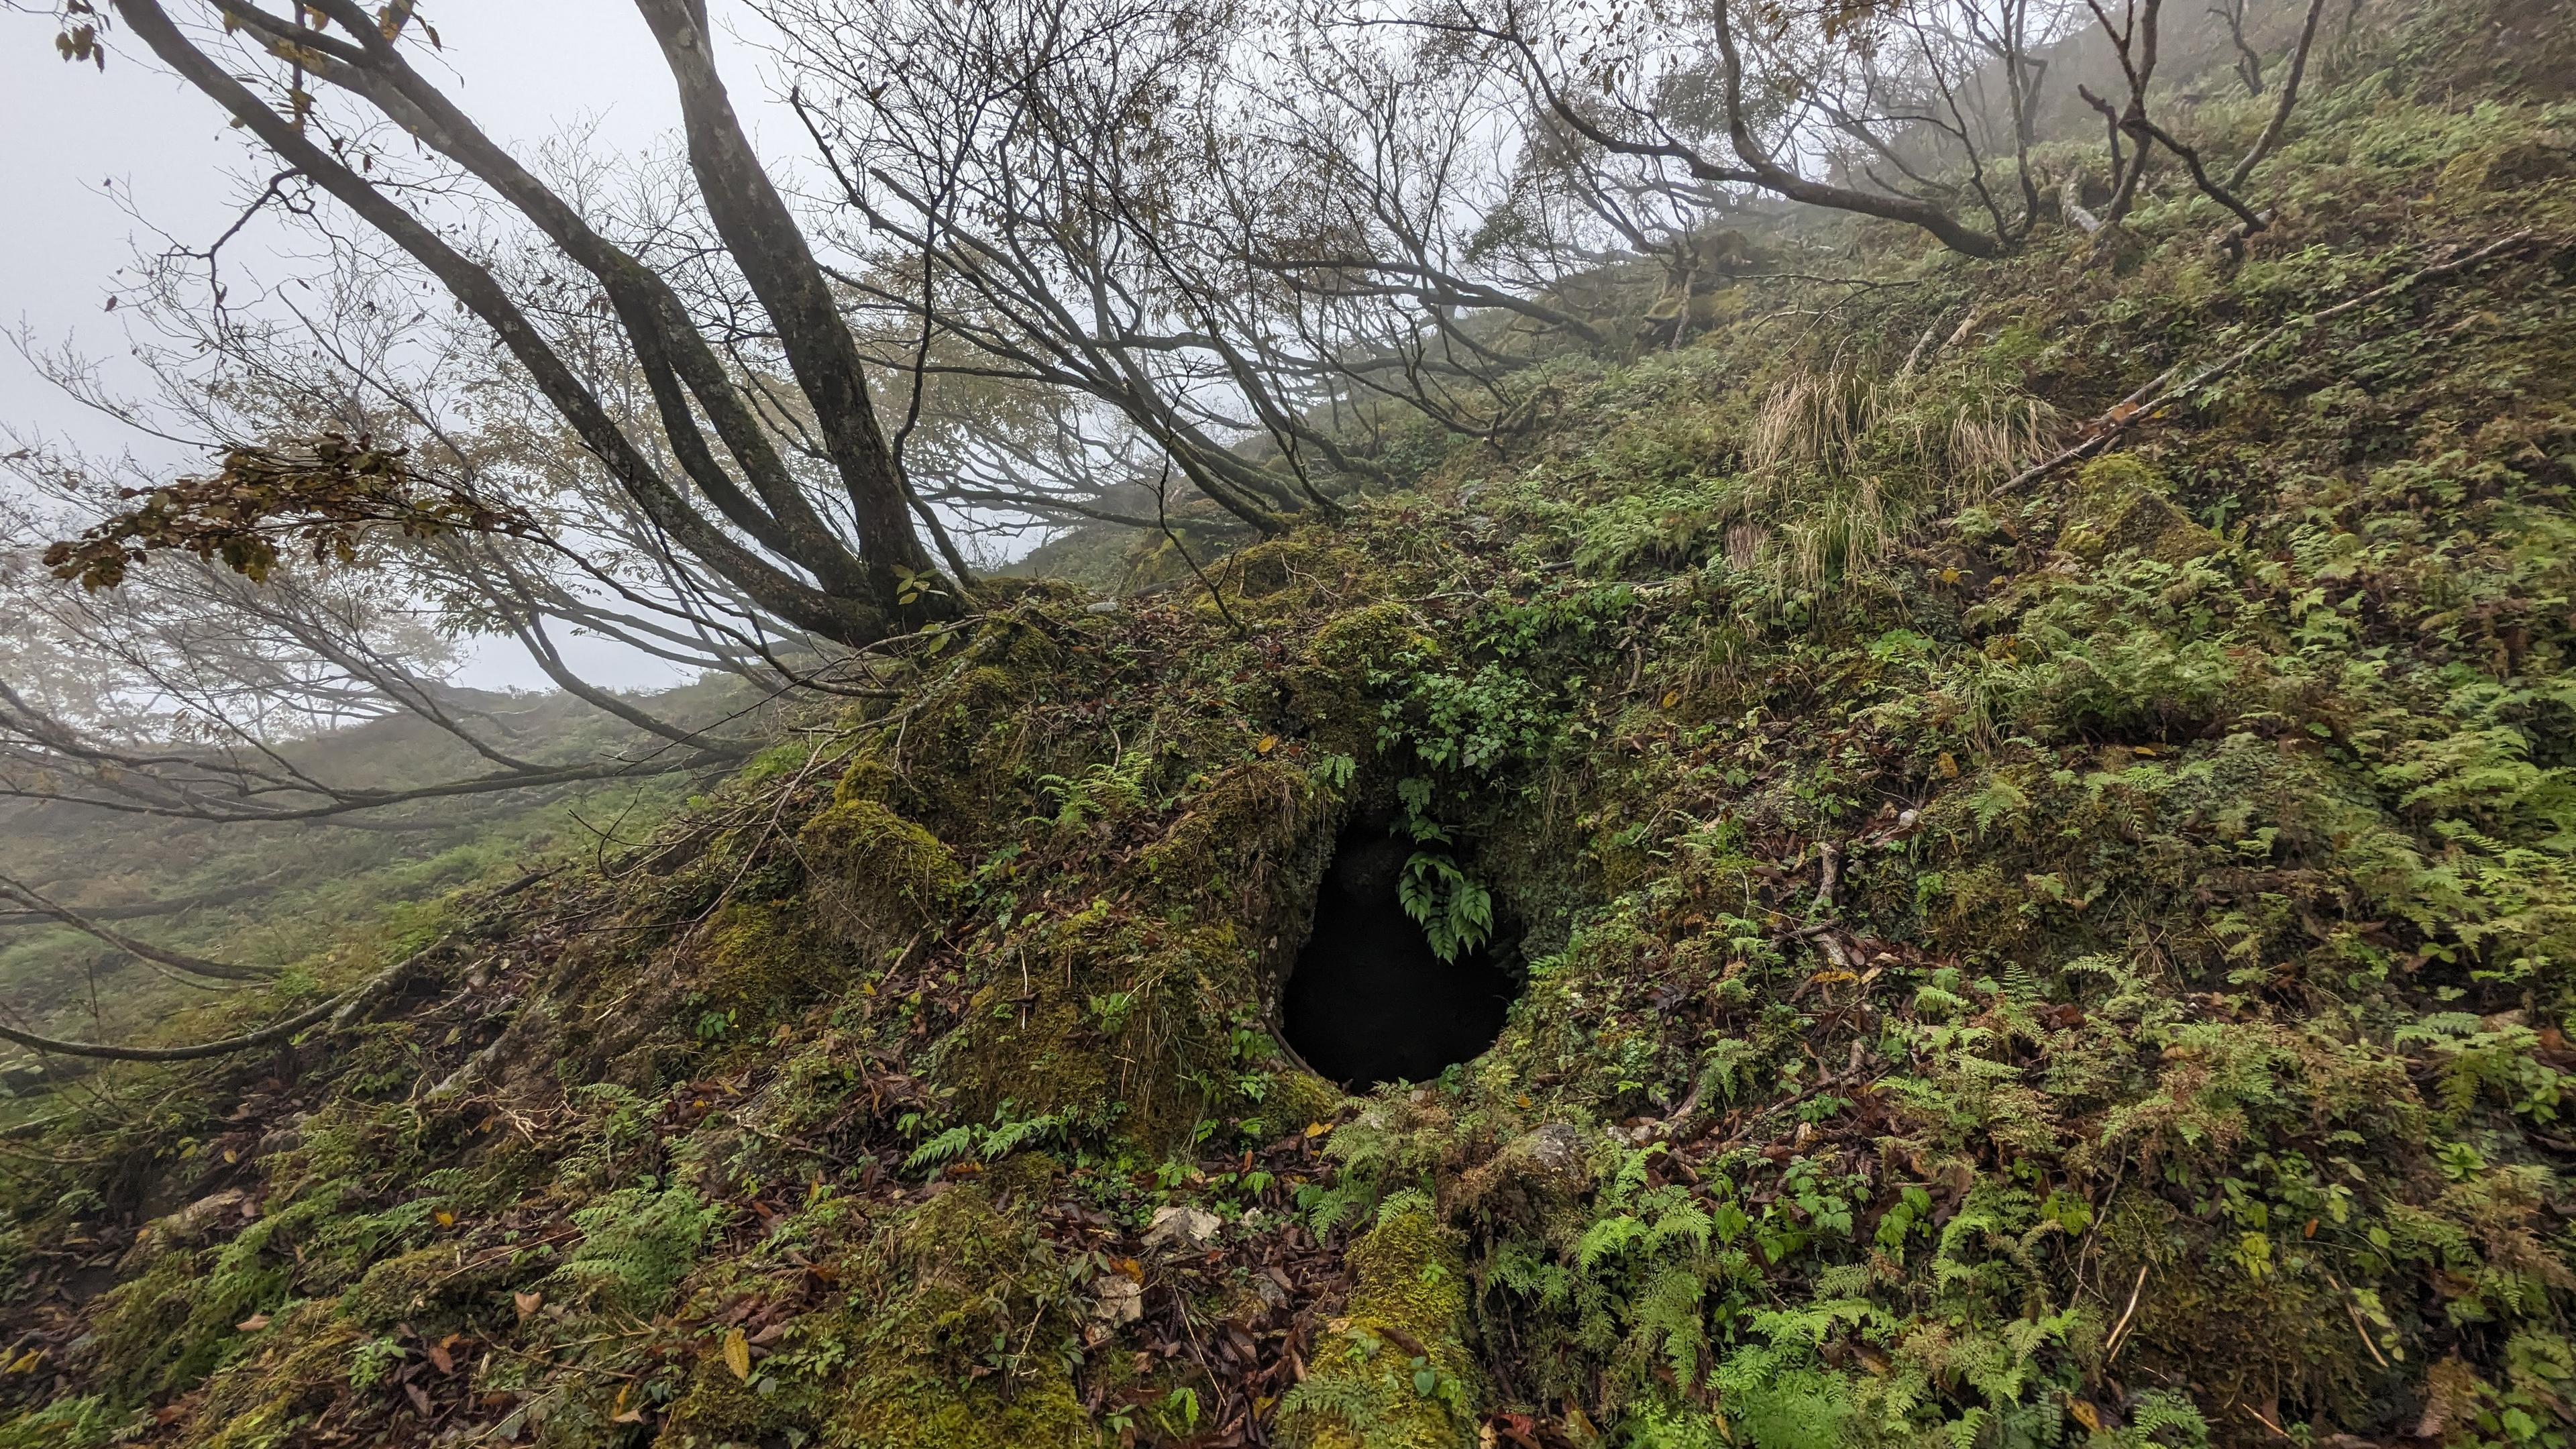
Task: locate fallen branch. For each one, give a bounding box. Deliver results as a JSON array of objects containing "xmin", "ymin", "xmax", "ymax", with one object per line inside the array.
[
  {"xmin": 0, "ymin": 872, "xmax": 274, "ymax": 981},
  {"xmin": 1810, "ymin": 842, "xmax": 1842, "ymax": 916},
  {"xmin": 2000, "ymin": 231, "xmax": 2543, "ymax": 494},
  {"xmin": 2325, "ymin": 1271, "xmax": 2394, "ymax": 1370},
  {"xmin": 2104, "ymin": 1261, "xmax": 2151, "ymax": 1358},
  {"xmin": 0, "ymin": 936, "xmax": 449, "ymax": 1063}
]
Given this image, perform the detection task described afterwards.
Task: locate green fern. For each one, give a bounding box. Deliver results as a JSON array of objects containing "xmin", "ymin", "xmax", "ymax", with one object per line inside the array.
[{"xmin": 1398, "ymin": 851, "xmax": 1495, "ymax": 962}]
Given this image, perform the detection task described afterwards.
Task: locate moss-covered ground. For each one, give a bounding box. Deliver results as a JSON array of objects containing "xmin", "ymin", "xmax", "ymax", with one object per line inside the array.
[{"xmin": 6, "ymin": 5, "xmax": 2576, "ymax": 1446}]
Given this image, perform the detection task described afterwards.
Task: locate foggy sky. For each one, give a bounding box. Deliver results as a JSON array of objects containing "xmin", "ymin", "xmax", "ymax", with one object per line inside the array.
[{"xmin": 0, "ymin": 3, "xmax": 782, "ymax": 690}]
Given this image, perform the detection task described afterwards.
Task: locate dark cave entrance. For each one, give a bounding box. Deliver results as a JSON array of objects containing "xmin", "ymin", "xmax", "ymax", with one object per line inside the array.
[{"xmin": 1280, "ymin": 820, "xmax": 1518, "ymax": 1090}]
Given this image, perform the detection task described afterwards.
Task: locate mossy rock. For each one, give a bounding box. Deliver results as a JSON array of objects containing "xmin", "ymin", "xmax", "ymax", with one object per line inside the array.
[
  {"xmin": 2438, "ymin": 135, "xmax": 2575, "ymax": 196},
  {"xmin": 1278, "ymin": 1197, "xmax": 1480, "ymax": 1449},
  {"xmin": 1284, "ymin": 602, "xmax": 1429, "ymax": 754},
  {"xmin": 1263, "ymin": 1067, "xmax": 1349, "ymax": 1136},
  {"xmin": 2058, "ymin": 453, "xmax": 2220, "ymax": 564},
  {"xmin": 945, "ymin": 994, "xmax": 1115, "ymax": 1128},
  {"xmin": 691, "ymin": 898, "xmax": 858, "ymax": 1022},
  {"xmin": 2102, "ymin": 1197, "xmax": 2387, "ymax": 1426},
  {"xmin": 799, "ymin": 798, "xmax": 963, "ymax": 953},
  {"xmin": 342, "ymin": 1242, "xmax": 515, "ymax": 1328},
  {"xmin": 835, "ymin": 1365, "xmax": 1102, "ymax": 1449},
  {"xmin": 884, "ymin": 623, "xmax": 1063, "ymax": 837},
  {"xmin": 170, "ymin": 1300, "xmax": 362, "ymax": 1449},
  {"xmin": 1140, "ymin": 759, "xmax": 1324, "ymax": 892},
  {"xmin": 657, "ymin": 1344, "xmax": 822, "ymax": 1449},
  {"xmin": 803, "ymin": 1187, "xmax": 1102, "ymax": 1444},
  {"xmin": 852, "ymin": 1185, "xmax": 1074, "ymax": 1375},
  {"xmin": 1220, "ymin": 537, "xmax": 1378, "ymax": 621},
  {"xmin": 830, "ymin": 751, "xmax": 903, "ymax": 807}
]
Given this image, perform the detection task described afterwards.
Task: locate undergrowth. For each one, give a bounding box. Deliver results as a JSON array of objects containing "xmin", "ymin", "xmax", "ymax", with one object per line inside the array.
[{"xmin": 3, "ymin": 6, "xmax": 2575, "ymax": 1447}]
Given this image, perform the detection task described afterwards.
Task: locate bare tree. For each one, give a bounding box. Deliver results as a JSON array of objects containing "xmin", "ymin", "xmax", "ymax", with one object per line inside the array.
[
  {"xmin": 2075, "ymin": 0, "xmax": 2330, "ymax": 244},
  {"xmin": 62, "ymin": 0, "xmax": 967, "ymax": 649},
  {"xmin": 2212, "ymin": 0, "xmax": 2267, "ymax": 94},
  {"xmin": 1415, "ymin": 0, "xmax": 2078, "ymax": 260},
  {"xmin": 771, "ymin": 0, "xmax": 1356, "ymax": 532}
]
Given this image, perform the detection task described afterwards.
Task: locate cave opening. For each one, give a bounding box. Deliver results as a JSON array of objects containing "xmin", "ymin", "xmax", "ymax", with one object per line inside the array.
[{"xmin": 1280, "ymin": 820, "xmax": 1518, "ymax": 1090}]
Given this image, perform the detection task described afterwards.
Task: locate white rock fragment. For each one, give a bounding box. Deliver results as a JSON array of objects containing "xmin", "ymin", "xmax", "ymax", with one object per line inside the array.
[
  {"xmin": 1090, "ymin": 1275, "xmax": 1144, "ymax": 1327},
  {"xmin": 1142, "ymin": 1204, "xmax": 1223, "ymax": 1253}
]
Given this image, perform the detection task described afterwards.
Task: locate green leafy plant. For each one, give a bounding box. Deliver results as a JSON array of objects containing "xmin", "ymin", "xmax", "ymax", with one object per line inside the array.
[{"xmin": 1399, "ymin": 852, "xmax": 1494, "ymax": 963}]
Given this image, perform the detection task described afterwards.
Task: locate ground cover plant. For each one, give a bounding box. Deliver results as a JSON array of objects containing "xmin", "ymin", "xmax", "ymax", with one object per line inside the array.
[{"xmin": 3, "ymin": 2, "xmax": 2576, "ymax": 1446}]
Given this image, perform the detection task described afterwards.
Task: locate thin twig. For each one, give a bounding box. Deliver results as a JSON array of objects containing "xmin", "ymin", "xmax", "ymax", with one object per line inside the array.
[
  {"xmin": 2229, "ymin": 0, "xmax": 2331, "ymax": 191},
  {"xmin": 1152, "ymin": 458, "xmax": 1250, "ymax": 641}
]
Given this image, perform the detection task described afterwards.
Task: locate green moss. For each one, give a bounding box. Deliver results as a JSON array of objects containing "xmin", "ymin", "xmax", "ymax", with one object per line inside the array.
[
  {"xmin": 799, "ymin": 798, "xmax": 963, "ymax": 951},
  {"xmin": 833, "ymin": 1367, "xmax": 1101, "ymax": 1449},
  {"xmin": 343, "ymin": 1245, "xmax": 472, "ymax": 1328},
  {"xmin": 1263, "ymin": 1068, "xmax": 1350, "ymax": 1134},
  {"xmin": 2096, "ymin": 1198, "xmax": 2376, "ymax": 1417},
  {"xmin": 2058, "ymin": 453, "xmax": 2220, "ymax": 564},
  {"xmin": 1287, "ymin": 602, "xmax": 1428, "ymax": 755},
  {"xmin": 831, "ymin": 751, "xmax": 904, "ymax": 806},
  {"xmin": 658, "ymin": 1347, "xmax": 815, "ymax": 1448},
  {"xmin": 693, "ymin": 898, "xmax": 854, "ymax": 1020},
  {"xmin": 177, "ymin": 1301, "xmax": 361, "ymax": 1449},
  {"xmin": 1279, "ymin": 1197, "xmax": 1479, "ymax": 1449},
  {"xmin": 17, "ymin": 13, "xmax": 2576, "ymax": 1446},
  {"xmin": 1138, "ymin": 759, "xmax": 1322, "ymax": 888}
]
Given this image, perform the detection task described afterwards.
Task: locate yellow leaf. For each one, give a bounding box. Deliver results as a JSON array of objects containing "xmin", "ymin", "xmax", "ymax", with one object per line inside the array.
[
  {"xmin": 5, "ymin": 1348, "xmax": 42, "ymax": 1374},
  {"xmin": 722, "ymin": 1328, "xmax": 752, "ymax": 1382},
  {"xmin": 1936, "ymin": 751, "xmax": 1959, "ymax": 779},
  {"xmin": 1660, "ymin": 690, "xmax": 1680, "ymax": 708},
  {"xmin": 1255, "ymin": 734, "xmax": 1279, "ymax": 755},
  {"xmin": 1303, "ymin": 1121, "xmax": 1332, "ymax": 1138},
  {"xmin": 2066, "ymin": 1398, "xmax": 2102, "ymax": 1432},
  {"xmin": 433, "ymin": 1210, "xmax": 455, "ymax": 1228}
]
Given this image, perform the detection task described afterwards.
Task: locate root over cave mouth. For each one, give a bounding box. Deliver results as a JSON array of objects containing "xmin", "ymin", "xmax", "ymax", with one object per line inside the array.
[{"xmin": 1280, "ymin": 820, "xmax": 1516, "ymax": 1090}]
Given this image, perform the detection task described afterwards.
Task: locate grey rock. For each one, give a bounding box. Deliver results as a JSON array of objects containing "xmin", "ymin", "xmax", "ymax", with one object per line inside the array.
[{"xmin": 1142, "ymin": 1204, "xmax": 1223, "ymax": 1253}]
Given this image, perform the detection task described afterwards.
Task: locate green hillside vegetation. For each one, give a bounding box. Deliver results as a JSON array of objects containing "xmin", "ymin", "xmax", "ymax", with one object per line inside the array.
[
  {"xmin": 0, "ymin": 677, "xmax": 769, "ymax": 1085},
  {"xmin": 5, "ymin": 4, "xmax": 2576, "ymax": 1446}
]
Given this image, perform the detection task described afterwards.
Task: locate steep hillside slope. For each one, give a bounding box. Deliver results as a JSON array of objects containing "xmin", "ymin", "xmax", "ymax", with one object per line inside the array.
[
  {"xmin": 0, "ymin": 675, "xmax": 778, "ymax": 1066},
  {"xmin": 3, "ymin": 7, "xmax": 2575, "ymax": 1448}
]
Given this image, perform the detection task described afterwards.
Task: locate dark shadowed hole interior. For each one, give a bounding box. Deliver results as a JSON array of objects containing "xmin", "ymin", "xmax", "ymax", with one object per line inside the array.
[{"xmin": 1281, "ymin": 822, "xmax": 1517, "ymax": 1090}]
